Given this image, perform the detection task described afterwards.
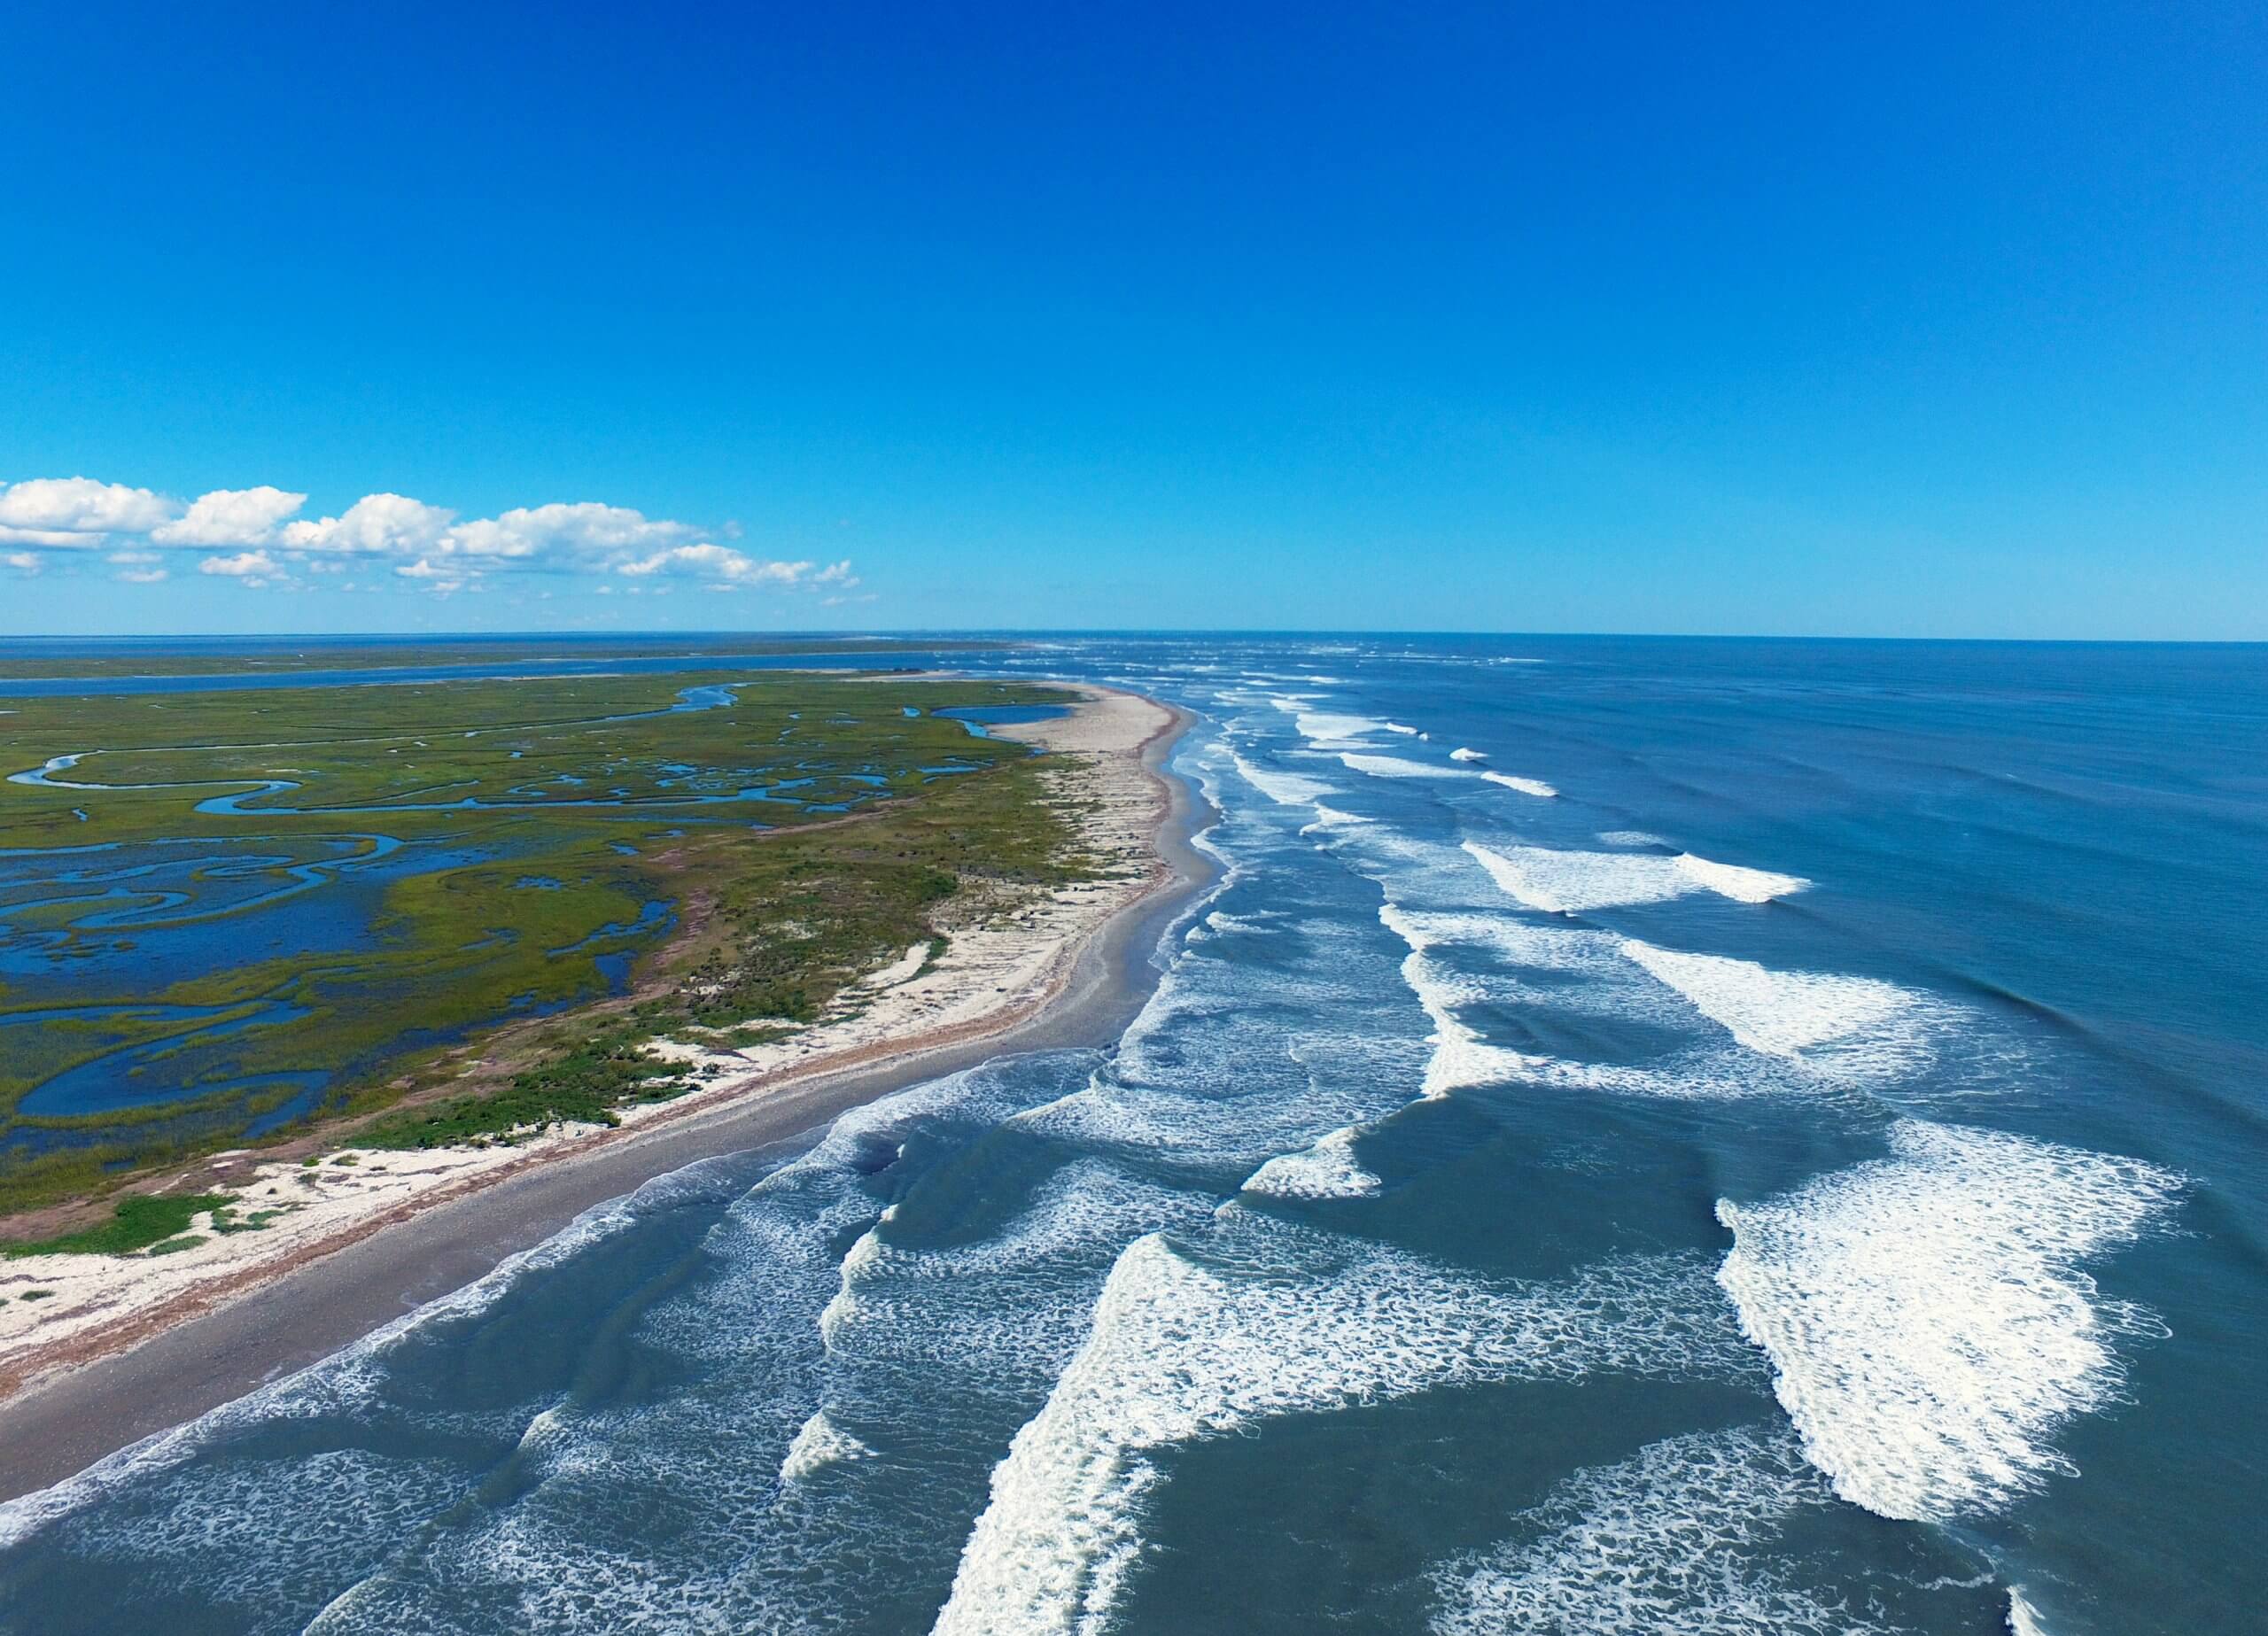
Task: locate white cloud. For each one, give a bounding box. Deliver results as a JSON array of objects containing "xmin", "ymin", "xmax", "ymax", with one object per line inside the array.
[
  {"xmin": 615, "ymin": 544, "xmax": 849, "ymax": 589},
  {"xmin": 198, "ymin": 549, "xmax": 281, "ymax": 579},
  {"xmin": 0, "ymin": 526, "xmax": 97, "ymax": 547},
  {"xmin": 394, "ymin": 557, "xmax": 467, "ymax": 593},
  {"xmin": 105, "ymin": 545, "xmax": 175, "ymax": 580},
  {"xmin": 2, "ymin": 475, "xmax": 866, "ymax": 601},
  {"xmin": 0, "ymin": 477, "xmax": 174, "ymax": 543},
  {"xmin": 280, "ymin": 492, "xmax": 455, "ymax": 554},
  {"xmin": 151, "ymin": 485, "xmax": 307, "ymax": 547},
  {"xmin": 447, "ymin": 501, "xmax": 695, "ymax": 561}
]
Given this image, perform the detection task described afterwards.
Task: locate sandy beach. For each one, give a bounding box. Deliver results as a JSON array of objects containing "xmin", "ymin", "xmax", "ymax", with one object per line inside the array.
[{"xmin": 0, "ymin": 684, "xmax": 1210, "ymax": 1502}]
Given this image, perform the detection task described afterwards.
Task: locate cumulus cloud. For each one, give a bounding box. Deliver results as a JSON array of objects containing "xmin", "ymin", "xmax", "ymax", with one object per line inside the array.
[
  {"xmin": 447, "ymin": 501, "xmax": 696, "ymax": 561},
  {"xmin": 1, "ymin": 475, "xmax": 860, "ymax": 601},
  {"xmin": 115, "ymin": 566, "xmax": 169, "ymax": 583},
  {"xmin": 615, "ymin": 545, "xmax": 855, "ymax": 589},
  {"xmin": 198, "ymin": 549, "xmax": 282, "ymax": 579},
  {"xmin": 0, "ymin": 477, "xmax": 173, "ymax": 543},
  {"xmin": 151, "ymin": 485, "xmax": 307, "ymax": 547},
  {"xmin": 280, "ymin": 492, "xmax": 455, "ymax": 554}
]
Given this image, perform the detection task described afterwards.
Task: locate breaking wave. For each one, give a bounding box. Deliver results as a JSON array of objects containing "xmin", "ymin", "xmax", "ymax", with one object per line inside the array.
[
  {"xmin": 1479, "ymin": 771, "xmax": 1557, "ymax": 797},
  {"xmin": 1463, "ymin": 841, "xmax": 1808, "ymax": 914},
  {"xmin": 1717, "ymin": 1121, "xmax": 2180, "ymax": 1521},
  {"xmin": 1429, "ymin": 1426, "xmax": 1903, "ymax": 1636},
  {"xmin": 935, "ymin": 1216, "xmax": 1748, "ymax": 1633}
]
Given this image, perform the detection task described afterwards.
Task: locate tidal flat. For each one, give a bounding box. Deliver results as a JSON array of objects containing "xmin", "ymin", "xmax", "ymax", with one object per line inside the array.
[{"xmin": 0, "ymin": 668, "xmax": 1084, "ymax": 1226}]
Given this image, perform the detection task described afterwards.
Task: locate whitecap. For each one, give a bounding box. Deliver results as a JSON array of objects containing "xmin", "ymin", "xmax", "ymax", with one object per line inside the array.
[
  {"xmin": 1296, "ymin": 711, "xmax": 1393, "ymax": 748},
  {"xmin": 1241, "ymin": 1126, "xmax": 1381, "ymax": 1199},
  {"xmin": 779, "ymin": 1410, "xmax": 878, "ymax": 1483},
  {"xmin": 1430, "ymin": 1425, "xmax": 1899, "ymax": 1636},
  {"xmin": 1339, "ymin": 751, "xmax": 1457, "ymax": 779},
  {"xmin": 1479, "ymin": 771, "xmax": 1557, "ymax": 797},
  {"xmin": 1717, "ymin": 1120, "xmax": 2181, "ymax": 1522},
  {"xmin": 1674, "ymin": 852, "xmax": 1810, "ymax": 903},
  {"xmin": 1619, "ymin": 939, "xmax": 1930, "ymax": 1076},
  {"xmin": 2006, "ymin": 1586, "xmax": 2049, "ymax": 1634},
  {"xmin": 934, "ymin": 1218, "xmax": 1748, "ymax": 1633},
  {"xmin": 1463, "ymin": 841, "xmax": 1808, "ymax": 914},
  {"xmin": 1227, "ymin": 750, "xmax": 1336, "ymax": 807}
]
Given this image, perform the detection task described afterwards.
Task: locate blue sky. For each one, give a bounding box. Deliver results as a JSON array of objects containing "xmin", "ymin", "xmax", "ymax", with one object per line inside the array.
[{"xmin": 3, "ymin": 1, "xmax": 2262, "ymax": 638}]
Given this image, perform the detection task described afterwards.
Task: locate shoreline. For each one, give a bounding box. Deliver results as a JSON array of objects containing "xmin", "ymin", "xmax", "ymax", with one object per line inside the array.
[{"xmin": 0, "ymin": 686, "xmax": 1214, "ymax": 1503}]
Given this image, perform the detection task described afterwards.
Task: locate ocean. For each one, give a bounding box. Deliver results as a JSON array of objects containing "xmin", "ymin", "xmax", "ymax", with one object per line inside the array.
[{"xmin": 2, "ymin": 634, "xmax": 2260, "ymax": 1634}]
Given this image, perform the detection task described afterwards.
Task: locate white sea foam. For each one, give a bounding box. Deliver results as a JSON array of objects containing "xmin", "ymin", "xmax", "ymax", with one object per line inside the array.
[
  {"xmin": 1596, "ymin": 829, "xmax": 1664, "ymax": 847},
  {"xmin": 1340, "ymin": 751, "xmax": 1460, "ymax": 779},
  {"xmin": 1336, "ymin": 751, "xmax": 1557, "ymax": 796},
  {"xmin": 1227, "ymin": 750, "xmax": 1336, "ymax": 806},
  {"xmin": 1241, "ymin": 1125, "xmax": 1381, "ymax": 1199},
  {"xmin": 815, "ymin": 1159, "xmax": 1202, "ymax": 1387},
  {"xmin": 1479, "ymin": 771, "xmax": 1557, "ymax": 797},
  {"xmin": 2006, "ymin": 1587, "xmax": 2049, "ymax": 1635},
  {"xmin": 1464, "ymin": 840, "xmax": 1690, "ymax": 913},
  {"xmin": 779, "ymin": 1409, "xmax": 878, "ymax": 1482},
  {"xmin": 1375, "ymin": 904, "xmax": 1915, "ymax": 1105},
  {"xmin": 935, "ymin": 1218, "xmax": 1747, "ymax": 1633},
  {"xmin": 1674, "ymin": 852, "xmax": 1810, "ymax": 903},
  {"xmin": 1449, "ymin": 747, "xmax": 1486, "ymax": 763},
  {"xmin": 1717, "ymin": 1120, "xmax": 2181, "ymax": 1522},
  {"xmin": 0, "ymin": 1166, "xmax": 691, "ymax": 1553},
  {"xmin": 1300, "ymin": 802, "xmax": 1371, "ymax": 834},
  {"xmin": 1430, "ymin": 1426, "xmax": 1897, "ymax": 1636},
  {"xmin": 1296, "ymin": 711, "xmax": 1392, "ymax": 748},
  {"xmin": 1619, "ymin": 939, "xmax": 1929, "ymax": 1074},
  {"xmin": 1398, "ymin": 948, "xmax": 1515, "ymax": 1097},
  {"xmin": 1011, "ymin": 904, "xmax": 1427, "ymax": 1177},
  {"xmin": 1379, "ymin": 904, "xmax": 1524, "ymax": 1097},
  {"xmin": 1384, "ymin": 722, "xmax": 1420, "ymax": 735},
  {"xmin": 1464, "ymin": 841, "xmax": 1808, "ymax": 914}
]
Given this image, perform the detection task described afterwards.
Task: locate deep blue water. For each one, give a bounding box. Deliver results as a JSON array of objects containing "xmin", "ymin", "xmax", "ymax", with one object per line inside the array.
[{"xmin": 1, "ymin": 635, "xmax": 2261, "ymax": 1634}]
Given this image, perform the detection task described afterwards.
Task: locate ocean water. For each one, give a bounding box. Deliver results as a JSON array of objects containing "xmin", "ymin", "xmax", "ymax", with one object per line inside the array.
[{"xmin": 3, "ymin": 634, "xmax": 2262, "ymax": 1634}]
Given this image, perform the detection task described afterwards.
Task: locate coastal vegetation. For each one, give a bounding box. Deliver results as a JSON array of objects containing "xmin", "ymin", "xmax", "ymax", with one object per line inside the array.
[
  {"xmin": 0, "ymin": 668, "xmax": 1089, "ymax": 1230},
  {"xmin": 0, "ymin": 635, "xmax": 1010, "ymax": 682}
]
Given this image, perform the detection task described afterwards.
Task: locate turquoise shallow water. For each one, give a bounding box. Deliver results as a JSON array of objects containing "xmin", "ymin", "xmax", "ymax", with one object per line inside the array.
[{"xmin": 2, "ymin": 635, "xmax": 2262, "ymax": 1634}]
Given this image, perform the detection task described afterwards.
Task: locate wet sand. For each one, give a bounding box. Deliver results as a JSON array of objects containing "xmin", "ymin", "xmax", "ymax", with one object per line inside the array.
[{"xmin": 0, "ymin": 696, "xmax": 1213, "ymax": 1503}]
